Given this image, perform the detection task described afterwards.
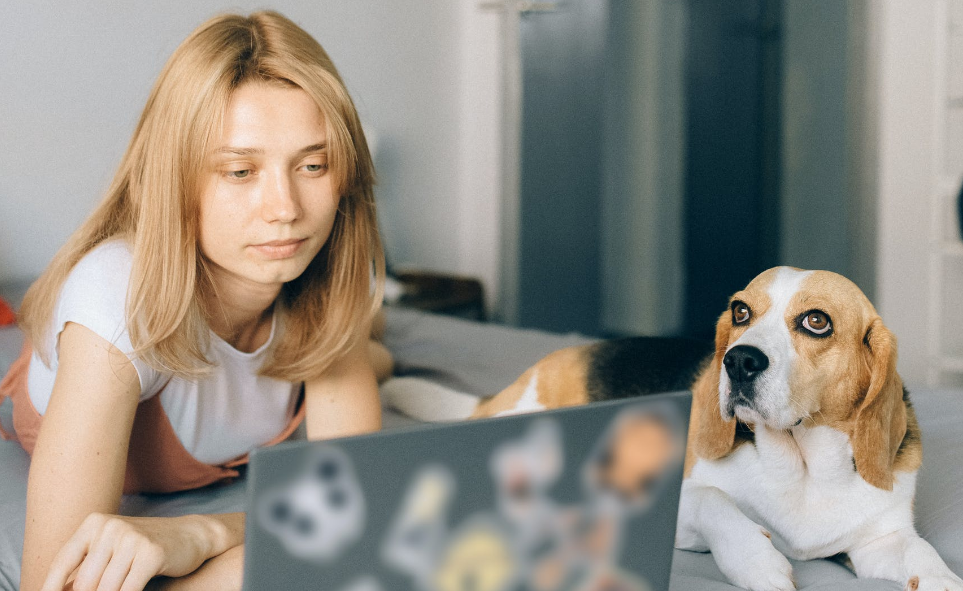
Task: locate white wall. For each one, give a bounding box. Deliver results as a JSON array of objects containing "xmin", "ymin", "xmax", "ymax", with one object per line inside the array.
[
  {"xmin": 455, "ymin": 1, "xmax": 504, "ymax": 314},
  {"xmin": 0, "ymin": 1, "xmax": 504, "ymax": 310},
  {"xmin": 866, "ymin": 0, "xmax": 953, "ymax": 386}
]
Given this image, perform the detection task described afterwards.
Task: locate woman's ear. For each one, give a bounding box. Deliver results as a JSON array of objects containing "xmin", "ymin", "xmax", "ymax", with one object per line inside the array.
[
  {"xmin": 852, "ymin": 317, "xmax": 907, "ymax": 491},
  {"xmin": 691, "ymin": 311, "xmax": 737, "ymax": 460}
]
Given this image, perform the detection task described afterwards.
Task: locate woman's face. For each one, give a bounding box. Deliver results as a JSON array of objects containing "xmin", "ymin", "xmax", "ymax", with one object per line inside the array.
[{"xmin": 198, "ymin": 81, "xmax": 340, "ymax": 293}]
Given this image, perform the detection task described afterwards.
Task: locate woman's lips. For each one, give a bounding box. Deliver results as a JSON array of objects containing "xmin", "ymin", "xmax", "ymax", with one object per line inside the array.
[{"xmin": 250, "ymin": 238, "xmax": 306, "ymax": 259}]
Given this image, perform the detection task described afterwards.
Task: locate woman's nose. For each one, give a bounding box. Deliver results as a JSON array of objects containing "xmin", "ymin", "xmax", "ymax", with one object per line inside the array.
[{"xmin": 261, "ymin": 172, "xmax": 301, "ymax": 223}]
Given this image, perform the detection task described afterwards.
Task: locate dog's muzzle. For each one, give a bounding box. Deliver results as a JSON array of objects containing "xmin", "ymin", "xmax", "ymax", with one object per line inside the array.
[{"xmin": 723, "ymin": 345, "xmax": 769, "ymax": 415}]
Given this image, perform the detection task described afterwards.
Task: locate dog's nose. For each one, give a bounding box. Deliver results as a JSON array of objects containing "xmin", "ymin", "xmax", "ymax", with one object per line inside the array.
[{"xmin": 723, "ymin": 345, "xmax": 769, "ymax": 383}]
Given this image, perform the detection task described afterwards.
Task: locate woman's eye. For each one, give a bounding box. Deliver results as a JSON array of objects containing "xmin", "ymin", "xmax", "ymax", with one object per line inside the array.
[
  {"xmin": 302, "ymin": 163, "xmax": 327, "ymax": 173},
  {"xmin": 226, "ymin": 169, "xmax": 251, "ymax": 179},
  {"xmin": 732, "ymin": 302, "xmax": 751, "ymax": 325},
  {"xmin": 801, "ymin": 311, "xmax": 832, "ymax": 336}
]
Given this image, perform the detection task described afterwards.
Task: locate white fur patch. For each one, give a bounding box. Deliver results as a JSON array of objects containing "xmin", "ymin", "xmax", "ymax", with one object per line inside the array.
[{"xmin": 494, "ymin": 370, "xmax": 546, "ymax": 417}]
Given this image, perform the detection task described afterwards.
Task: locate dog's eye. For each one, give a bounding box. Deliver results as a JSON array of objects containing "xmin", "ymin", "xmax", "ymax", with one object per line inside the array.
[
  {"xmin": 732, "ymin": 301, "xmax": 751, "ymax": 325},
  {"xmin": 801, "ymin": 310, "xmax": 832, "ymax": 336}
]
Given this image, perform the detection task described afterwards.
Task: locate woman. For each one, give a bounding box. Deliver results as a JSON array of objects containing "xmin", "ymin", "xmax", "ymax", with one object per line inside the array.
[{"xmin": 0, "ymin": 11, "xmax": 391, "ymax": 590}]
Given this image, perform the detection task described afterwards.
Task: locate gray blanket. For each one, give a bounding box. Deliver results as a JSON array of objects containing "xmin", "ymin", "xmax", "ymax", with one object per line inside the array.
[{"xmin": 1, "ymin": 285, "xmax": 960, "ymax": 590}]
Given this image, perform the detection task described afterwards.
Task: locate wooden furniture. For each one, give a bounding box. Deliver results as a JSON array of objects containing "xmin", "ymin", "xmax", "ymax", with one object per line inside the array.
[{"xmin": 392, "ymin": 271, "xmax": 486, "ymax": 321}]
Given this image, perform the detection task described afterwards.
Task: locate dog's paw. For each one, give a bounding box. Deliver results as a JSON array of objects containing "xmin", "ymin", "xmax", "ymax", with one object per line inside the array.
[
  {"xmin": 906, "ymin": 574, "xmax": 963, "ymax": 591},
  {"xmin": 713, "ymin": 529, "xmax": 795, "ymax": 591}
]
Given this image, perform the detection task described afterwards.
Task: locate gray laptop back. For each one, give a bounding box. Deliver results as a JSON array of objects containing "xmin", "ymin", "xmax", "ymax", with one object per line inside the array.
[{"xmin": 244, "ymin": 391, "xmax": 691, "ymax": 591}]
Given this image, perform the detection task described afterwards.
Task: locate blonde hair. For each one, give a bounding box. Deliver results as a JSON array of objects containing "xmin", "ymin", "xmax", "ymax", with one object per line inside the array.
[{"xmin": 19, "ymin": 11, "xmax": 385, "ymax": 381}]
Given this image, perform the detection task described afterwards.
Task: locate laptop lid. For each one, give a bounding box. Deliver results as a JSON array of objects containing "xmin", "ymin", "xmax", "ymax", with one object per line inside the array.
[{"xmin": 243, "ymin": 390, "xmax": 691, "ymax": 591}]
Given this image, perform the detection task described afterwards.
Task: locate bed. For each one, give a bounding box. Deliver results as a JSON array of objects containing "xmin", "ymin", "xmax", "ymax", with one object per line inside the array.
[{"xmin": 1, "ymin": 280, "xmax": 961, "ymax": 590}]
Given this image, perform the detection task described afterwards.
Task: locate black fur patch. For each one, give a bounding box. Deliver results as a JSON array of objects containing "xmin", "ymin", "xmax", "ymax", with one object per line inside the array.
[
  {"xmin": 585, "ymin": 337, "xmax": 713, "ymax": 403},
  {"xmin": 736, "ymin": 420, "xmax": 755, "ymax": 445},
  {"xmin": 895, "ymin": 385, "xmax": 920, "ymax": 462}
]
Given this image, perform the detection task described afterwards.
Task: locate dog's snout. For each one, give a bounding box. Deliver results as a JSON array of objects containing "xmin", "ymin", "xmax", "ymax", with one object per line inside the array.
[{"xmin": 723, "ymin": 345, "xmax": 769, "ymax": 383}]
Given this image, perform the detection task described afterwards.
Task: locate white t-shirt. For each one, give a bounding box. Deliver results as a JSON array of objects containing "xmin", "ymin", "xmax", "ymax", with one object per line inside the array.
[{"xmin": 27, "ymin": 240, "xmax": 301, "ymax": 465}]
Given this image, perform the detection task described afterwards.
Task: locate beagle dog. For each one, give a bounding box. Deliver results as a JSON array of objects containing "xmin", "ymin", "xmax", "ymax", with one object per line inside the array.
[{"xmin": 383, "ymin": 267, "xmax": 963, "ymax": 591}]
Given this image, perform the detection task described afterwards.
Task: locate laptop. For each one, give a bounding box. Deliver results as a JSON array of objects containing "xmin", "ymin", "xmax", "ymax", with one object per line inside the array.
[{"xmin": 243, "ymin": 390, "xmax": 691, "ymax": 591}]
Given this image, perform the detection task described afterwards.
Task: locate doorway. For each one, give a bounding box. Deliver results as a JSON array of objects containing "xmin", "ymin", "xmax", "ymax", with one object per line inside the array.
[{"xmin": 683, "ymin": 0, "xmax": 783, "ymax": 338}]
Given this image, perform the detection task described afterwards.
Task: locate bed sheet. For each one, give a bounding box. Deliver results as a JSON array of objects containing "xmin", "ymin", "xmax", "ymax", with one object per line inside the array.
[{"xmin": 0, "ymin": 290, "xmax": 961, "ymax": 590}]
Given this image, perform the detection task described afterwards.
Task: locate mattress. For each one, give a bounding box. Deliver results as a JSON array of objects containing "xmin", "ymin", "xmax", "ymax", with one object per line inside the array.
[{"xmin": 1, "ymin": 282, "xmax": 961, "ymax": 590}]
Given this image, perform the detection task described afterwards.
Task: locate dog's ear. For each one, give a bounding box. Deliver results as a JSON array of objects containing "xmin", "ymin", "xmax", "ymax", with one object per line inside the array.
[
  {"xmin": 691, "ymin": 311, "xmax": 737, "ymax": 460},
  {"xmin": 852, "ymin": 318, "xmax": 907, "ymax": 491}
]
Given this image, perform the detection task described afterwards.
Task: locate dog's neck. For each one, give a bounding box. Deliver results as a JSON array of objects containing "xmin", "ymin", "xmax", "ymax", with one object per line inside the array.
[{"xmin": 751, "ymin": 423, "xmax": 857, "ymax": 484}]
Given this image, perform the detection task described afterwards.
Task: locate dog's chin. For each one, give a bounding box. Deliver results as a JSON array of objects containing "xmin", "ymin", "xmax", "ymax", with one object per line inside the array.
[
  {"xmin": 732, "ymin": 405, "xmax": 803, "ymax": 430},
  {"xmin": 732, "ymin": 404, "xmax": 764, "ymax": 425},
  {"xmin": 724, "ymin": 389, "xmax": 803, "ymax": 430},
  {"xmin": 722, "ymin": 386, "xmax": 762, "ymax": 422}
]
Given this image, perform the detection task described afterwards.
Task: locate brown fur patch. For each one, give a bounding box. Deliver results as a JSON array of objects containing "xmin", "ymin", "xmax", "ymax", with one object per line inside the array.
[
  {"xmin": 784, "ymin": 272, "xmax": 880, "ymax": 429},
  {"xmin": 471, "ymin": 346, "xmax": 592, "ymax": 418},
  {"xmin": 848, "ymin": 318, "xmax": 908, "ymax": 490},
  {"xmin": 532, "ymin": 347, "xmax": 593, "ymax": 408},
  {"xmin": 686, "ymin": 313, "xmax": 740, "ymax": 475}
]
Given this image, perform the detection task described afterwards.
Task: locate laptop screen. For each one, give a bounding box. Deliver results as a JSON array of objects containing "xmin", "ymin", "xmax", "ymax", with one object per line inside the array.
[{"xmin": 244, "ymin": 391, "xmax": 690, "ymax": 591}]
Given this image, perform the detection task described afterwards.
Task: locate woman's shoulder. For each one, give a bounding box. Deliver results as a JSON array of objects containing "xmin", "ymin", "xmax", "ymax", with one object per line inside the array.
[
  {"xmin": 67, "ymin": 239, "xmax": 134, "ymax": 280},
  {"xmin": 60, "ymin": 239, "xmax": 133, "ymax": 302},
  {"xmin": 29, "ymin": 238, "xmax": 166, "ymax": 410},
  {"xmin": 54, "ymin": 239, "xmax": 136, "ymax": 340}
]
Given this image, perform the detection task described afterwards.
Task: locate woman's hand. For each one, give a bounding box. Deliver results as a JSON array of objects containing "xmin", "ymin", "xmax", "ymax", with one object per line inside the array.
[
  {"xmin": 145, "ymin": 545, "xmax": 244, "ymax": 591},
  {"xmin": 42, "ymin": 513, "xmax": 230, "ymax": 591}
]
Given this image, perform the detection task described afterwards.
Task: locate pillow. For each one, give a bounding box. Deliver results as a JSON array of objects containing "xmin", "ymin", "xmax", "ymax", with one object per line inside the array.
[{"xmin": 0, "ymin": 298, "xmax": 14, "ymax": 327}]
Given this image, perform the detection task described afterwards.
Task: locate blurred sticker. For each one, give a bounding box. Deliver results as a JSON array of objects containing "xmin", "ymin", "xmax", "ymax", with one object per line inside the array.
[
  {"xmin": 433, "ymin": 516, "xmax": 518, "ymax": 591},
  {"xmin": 382, "ymin": 465, "xmax": 457, "ymax": 588},
  {"xmin": 583, "ymin": 404, "xmax": 685, "ymax": 514},
  {"xmin": 257, "ymin": 445, "xmax": 366, "ymax": 562},
  {"xmin": 490, "ymin": 418, "xmax": 566, "ymax": 556}
]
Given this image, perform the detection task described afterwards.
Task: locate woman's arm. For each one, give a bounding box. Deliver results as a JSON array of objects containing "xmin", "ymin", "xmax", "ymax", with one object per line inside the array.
[
  {"xmin": 145, "ymin": 327, "xmax": 386, "ymax": 590},
  {"xmin": 21, "ymin": 323, "xmax": 239, "ymax": 591},
  {"xmin": 22, "ymin": 322, "xmax": 140, "ymax": 590},
  {"xmin": 304, "ymin": 333, "xmax": 382, "ymax": 441}
]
